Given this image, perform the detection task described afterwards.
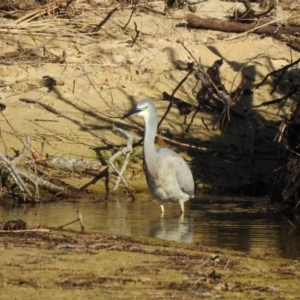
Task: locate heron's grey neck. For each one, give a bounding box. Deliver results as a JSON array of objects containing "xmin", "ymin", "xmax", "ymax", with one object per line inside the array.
[{"xmin": 143, "ymin": 109, "xmax": 158, "ymax": 168}]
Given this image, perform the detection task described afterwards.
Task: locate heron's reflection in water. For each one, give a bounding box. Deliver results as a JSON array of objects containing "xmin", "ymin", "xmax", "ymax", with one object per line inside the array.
[
  {"xmin": 149, "ymin": 214, "xmax": 193, "ymax": 243},
  {"xmin": 1, "ymin": 197, "xmax": 300, "ymax": 259}
]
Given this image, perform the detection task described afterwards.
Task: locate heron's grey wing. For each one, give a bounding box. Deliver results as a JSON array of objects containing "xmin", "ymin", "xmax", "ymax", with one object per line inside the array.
[
  {"xmin": 174, "ymin": 156, "xmax": 195, "ymax": 197},
  {"xmin": 157, "ymin": 149, "xmax": 194, "ymax": 197}
]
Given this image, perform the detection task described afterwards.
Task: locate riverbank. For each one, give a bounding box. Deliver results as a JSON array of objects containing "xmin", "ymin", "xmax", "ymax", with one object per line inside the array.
[{"xmin": 0, "ymin": 228, "xmax": 299, "ymax": 299}]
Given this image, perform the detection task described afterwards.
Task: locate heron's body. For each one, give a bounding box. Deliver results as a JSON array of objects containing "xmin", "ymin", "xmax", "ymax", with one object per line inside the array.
[{"xmin": 122, "ymin": 99, "xmax": 194, "ymax": 213}]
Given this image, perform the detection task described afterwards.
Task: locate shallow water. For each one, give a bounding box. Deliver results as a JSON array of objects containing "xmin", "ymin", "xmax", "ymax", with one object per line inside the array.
[{"xmin": 1, "ymin": 194, "xmax": 300, "ymax": 260}]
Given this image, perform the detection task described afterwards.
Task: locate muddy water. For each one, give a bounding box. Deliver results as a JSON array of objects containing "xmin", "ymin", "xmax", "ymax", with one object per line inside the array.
[{"xmin": 1, "ymin": 194, "xmax": 300, "ymax": 260}]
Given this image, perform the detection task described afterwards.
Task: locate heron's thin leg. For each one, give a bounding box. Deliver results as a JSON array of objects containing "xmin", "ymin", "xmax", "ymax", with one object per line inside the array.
[
  {"xmin": 160, "ymin": 204, "xmax": 165, "ymax": 214},
  {"xmin": 179, "ymin": 200, "xmax": 185, "ymax": 213}
]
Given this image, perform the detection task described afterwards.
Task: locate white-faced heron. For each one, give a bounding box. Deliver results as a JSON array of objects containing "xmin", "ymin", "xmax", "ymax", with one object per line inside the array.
[{"xmin": 122, "ymin": 99, "xmax": 195, "ymax": 213}]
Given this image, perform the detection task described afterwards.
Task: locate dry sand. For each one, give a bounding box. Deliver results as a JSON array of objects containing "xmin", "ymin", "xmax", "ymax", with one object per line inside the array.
[{"xmin": 0, "ymin": 0, "xmax": 299, "ymax": 194}]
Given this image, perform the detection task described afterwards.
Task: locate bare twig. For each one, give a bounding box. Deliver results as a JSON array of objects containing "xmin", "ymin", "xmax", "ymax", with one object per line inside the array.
[
  {"xmin": 122, "ymin": 3, "xmax": 137, "ymax": 30},
  {"xmin": 0, "ymin": 128, "xmax": 8, "ymax": 157},
  {"xmin": 186, "ymin": 103, "xmax": 201, "ymax": 133},
  {"xmin": 0, "ymin": 110, "xmax": 20, "ymax": 141},
  {"xmin": 77, "ymin": 210, "xmax": 85, "ymax": 232},
  {"xmin": 253, "ymin": 85, "xmax": 300, "ymax": 110},
  {"xmin": 230, "ymin": 52, "xmax": 263, "ymax": 94},
  {"xmin": 58, "ymin": 219, "xmax": 78, "ymax": 228},
  {"xmin": 131, "ymin": 21, "xmax": 141, "ymax": 47},
  {"xmin": 158, "ymin": 68, "xmax": 194, "ymax": 128},
  {"xmin": 256, "ymin": 58, "xmax": 300, "ymax": 94},
  {"xmin": 55, "ymin": 210, "xmax": 87, "ymax": 231},
  {"xmin": 83, "ymin": 70, "xmax": 123, "ymax": 119},
  {"xmin": 92, "ymin": 6, "xmax": 121, "ymax": 32},
  {"xmin": 108, "ymin": 125, "xmax": 135, "ymax": 198}
]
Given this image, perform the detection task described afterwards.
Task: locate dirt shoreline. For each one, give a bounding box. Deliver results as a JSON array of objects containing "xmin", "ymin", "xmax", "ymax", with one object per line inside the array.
[{"xmin": 0, "ymin": 228, "xmax": 299, "ymax": 299}]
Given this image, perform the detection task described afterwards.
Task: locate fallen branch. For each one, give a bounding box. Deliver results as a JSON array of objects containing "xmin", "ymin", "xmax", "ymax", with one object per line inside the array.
[
  {"xmin": 19, "ymin": 168, "xmax": 85, "ymax": 197},
  {"xmin": 186, "ymin": 14, "xmax": 299, "ymax": 36},
  {"xmin": 0, "ymin": 137, "xmax": 35, "ymax": 201},
  {"xmin": 0, "ymin": 143, "xmax": 89, "ymax": 199}
]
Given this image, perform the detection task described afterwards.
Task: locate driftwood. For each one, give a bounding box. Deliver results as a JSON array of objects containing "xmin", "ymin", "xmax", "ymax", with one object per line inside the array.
[
  {"xmin": 0, "ymin": 229, "xmax": 50, "ymax": 233},
  {"xmin": 0, "ymin": 135, "xmax": 36, "ymax": 201},
  {"xmin": 2, "ymin": 161, "xmax": 86, "ymax": 200},
  {"xmin": 186, "ymin": 14, "xmax": 300, "ymax": 36},
  {"xmin": 31, "ymin": 149, "xmax": 108, "ymax": 177},
  {"xmin": 0, "ymin": 137, "xmax": 96, "ymax": 200},
  {"xmin": 21, "ymin": 169, "xmax": 85, "ymax": 198}
]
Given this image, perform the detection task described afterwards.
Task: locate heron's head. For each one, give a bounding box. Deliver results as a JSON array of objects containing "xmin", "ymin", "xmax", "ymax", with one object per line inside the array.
[{"xmin": 121, "ymin": 98, "xmax": 155, "ymax": 120}]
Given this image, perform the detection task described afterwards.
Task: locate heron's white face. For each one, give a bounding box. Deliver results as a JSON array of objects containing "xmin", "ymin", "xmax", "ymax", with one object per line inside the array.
[
  {"xmin": 122, "ymin": 99, "xmax": 154, "ymax": 121},
  {"xmin": 135, "ymin": 102, "xmax": 149, "ymax": 118}
]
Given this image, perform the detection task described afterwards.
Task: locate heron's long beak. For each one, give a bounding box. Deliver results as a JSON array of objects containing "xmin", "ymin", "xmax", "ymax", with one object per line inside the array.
[{"xmin": 121, "ymin": 108, "xmax": 140, "ymax": 119}]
